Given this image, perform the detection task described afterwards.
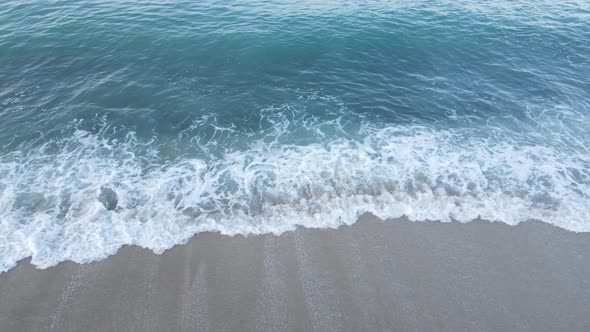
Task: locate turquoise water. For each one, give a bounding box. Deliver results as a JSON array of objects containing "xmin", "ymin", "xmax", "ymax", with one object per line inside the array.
[{"xmin": 1, "ymin": 0, "xmax": 589, "ymax": 271}]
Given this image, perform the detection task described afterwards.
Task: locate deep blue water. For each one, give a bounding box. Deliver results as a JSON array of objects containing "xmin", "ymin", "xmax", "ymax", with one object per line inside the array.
[{"xmin": 1, "ymin": 0, "xmax": 589, "ymax": 271}]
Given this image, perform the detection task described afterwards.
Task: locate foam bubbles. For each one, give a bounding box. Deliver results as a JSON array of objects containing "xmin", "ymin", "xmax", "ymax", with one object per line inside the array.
[{"xmin": 0, "ymin": 111, "xmax": 589, "ymax": 272}]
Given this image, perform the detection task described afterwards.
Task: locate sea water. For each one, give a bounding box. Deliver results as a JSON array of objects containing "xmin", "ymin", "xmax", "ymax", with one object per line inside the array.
[{"xmin": 1, "ymin": 0, "xmax": 589, "ymax": 271}]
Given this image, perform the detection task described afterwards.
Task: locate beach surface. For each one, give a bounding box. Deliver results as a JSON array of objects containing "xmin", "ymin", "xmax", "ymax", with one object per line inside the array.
[{"xmin": 1, "ymin": 216, "xmax": 589, "ymax": 331}]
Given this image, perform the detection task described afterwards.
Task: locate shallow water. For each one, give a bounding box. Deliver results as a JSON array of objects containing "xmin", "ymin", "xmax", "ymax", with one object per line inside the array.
[{"xmin": 1, "ymin": 0, "xmax": 589, "ymax": 271}]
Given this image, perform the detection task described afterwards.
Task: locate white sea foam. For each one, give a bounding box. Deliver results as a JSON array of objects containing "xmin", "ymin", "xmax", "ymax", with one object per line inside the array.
[{"xmin": 0, "ymin": 110, "xmax": 589, "ymax": 272}]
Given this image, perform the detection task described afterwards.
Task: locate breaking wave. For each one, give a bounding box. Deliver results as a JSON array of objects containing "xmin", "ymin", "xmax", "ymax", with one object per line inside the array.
[{"xmin": 1, "ymin": 104, "xmax": 589, "ymax": 272}]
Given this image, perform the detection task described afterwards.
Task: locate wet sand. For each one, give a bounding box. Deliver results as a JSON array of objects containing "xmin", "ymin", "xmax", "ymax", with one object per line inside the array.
[{"xmin": 1, "ymin": 216, "xmax": 589, "ymax": 331}]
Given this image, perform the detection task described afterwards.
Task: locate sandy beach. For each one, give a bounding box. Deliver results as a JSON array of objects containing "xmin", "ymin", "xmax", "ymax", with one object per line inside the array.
[{"xmin": 1, "ymin": 215, "xmax": 589, "ymax": 331}]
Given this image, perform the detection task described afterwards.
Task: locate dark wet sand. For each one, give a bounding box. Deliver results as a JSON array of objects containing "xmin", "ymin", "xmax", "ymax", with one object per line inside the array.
[{"xmin": 1, "ymin": 216, "xmax": 589, "ymax": 332}]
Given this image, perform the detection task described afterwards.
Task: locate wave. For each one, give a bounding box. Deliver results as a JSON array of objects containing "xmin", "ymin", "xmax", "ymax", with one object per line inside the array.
[{"xmin": 1, "ymin": 107, "xmax": 589, "ymax": 272}]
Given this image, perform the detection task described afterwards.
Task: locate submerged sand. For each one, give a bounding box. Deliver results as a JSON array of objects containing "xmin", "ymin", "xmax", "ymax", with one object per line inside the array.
[{"xmin": 1, "ymin": 216, "xmax": 589, "ymax": 331}]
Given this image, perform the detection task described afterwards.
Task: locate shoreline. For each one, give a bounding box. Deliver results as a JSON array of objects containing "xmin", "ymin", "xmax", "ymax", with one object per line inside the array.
[{"xmin": 1, "ymin": 216, "xmax": 590, "ymax": 331}]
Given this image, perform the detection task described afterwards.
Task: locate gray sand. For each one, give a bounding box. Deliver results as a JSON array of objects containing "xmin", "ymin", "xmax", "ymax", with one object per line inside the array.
[{"xmin": 1, "ymin": 216, "xmax": 589, "ymax": 331}]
